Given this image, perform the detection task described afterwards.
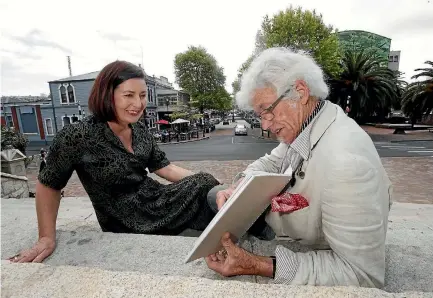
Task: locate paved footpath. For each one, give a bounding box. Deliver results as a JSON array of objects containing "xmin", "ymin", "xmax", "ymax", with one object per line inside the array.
[{"xmin": 26, "ymin": 157, "xmax": 433, "ymax": 204}]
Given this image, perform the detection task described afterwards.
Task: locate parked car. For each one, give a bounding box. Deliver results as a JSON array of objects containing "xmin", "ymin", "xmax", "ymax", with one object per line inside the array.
[
  {"xmin": 234, "ymin": 124, "xmax": 248, "ymax": 136},
  {"xmin": 250, "ymin": 119, "xmax": 261, "ymax": 128},
  {"xmin": 223, "ymin": 119, "xmax": 230, "ymax": 125}
]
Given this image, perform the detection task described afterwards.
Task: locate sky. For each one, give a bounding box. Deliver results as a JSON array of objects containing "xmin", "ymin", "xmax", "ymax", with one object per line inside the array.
[{"xmin": 1, "ymin": 0, "xmax": 432, "ymax": 96}]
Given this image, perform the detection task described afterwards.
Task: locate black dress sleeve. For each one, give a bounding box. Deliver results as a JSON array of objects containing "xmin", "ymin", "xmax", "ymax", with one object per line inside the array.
[
  {"xmin": 146, "ymin": 130, "xmax": 170, "ymax": 173},
  {"xmin": 38, "ymin": 123, "xmax": 84, "ymax": 190}
]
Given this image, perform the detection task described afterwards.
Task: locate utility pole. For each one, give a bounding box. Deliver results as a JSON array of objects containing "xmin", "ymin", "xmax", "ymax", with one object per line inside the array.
[{"xmin": 67, "ymin": 56, "xmax": 72, "ymax": 76}]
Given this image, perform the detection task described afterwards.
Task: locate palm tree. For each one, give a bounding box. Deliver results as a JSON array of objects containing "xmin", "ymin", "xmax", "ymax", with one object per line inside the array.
[
  {"xmin": 328, "ymin": 49, "xmax": 399, "ymax": 123},
  {"xmin": 402, "ymin": 61, "xmax": 433, "ymax": 127}
]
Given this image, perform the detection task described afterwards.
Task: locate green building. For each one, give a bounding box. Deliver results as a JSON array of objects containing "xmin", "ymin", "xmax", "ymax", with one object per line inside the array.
[{"xmin": 337, "ymin": 30, "xmax": 391, "ymax": 64}]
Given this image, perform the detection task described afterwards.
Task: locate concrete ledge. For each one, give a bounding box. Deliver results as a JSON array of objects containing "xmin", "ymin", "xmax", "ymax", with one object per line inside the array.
[
  {"xmin": 158, "ymin": 136, "xmax": 210, "ymax": 146},
  {"xmin": 2, "ymin": 198, "xmax": 433, "ymax": 294},
  {"xmin": 1, "ymin": 263, "xmax": 428, "ymax": 298},
  {"xmin": 0, "ymin": 172, "xmax": 28, "ymax": 181}
]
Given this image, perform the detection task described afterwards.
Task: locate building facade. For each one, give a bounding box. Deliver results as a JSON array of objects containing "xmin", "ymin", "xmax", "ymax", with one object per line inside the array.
[
  {"xmin": 1, "ymin": 67, "xmax": 189, "ymax": 144},
  {"xmin": 388, "ymin": 50, "xmax": 401, "ymax": 71},
  {"xmin": 1, "ymin": 96, "xmax": 53, "ymax": 143},
  {"xmin": 337, "ymin": 30, "xmax": 392, "ymax": 64}
]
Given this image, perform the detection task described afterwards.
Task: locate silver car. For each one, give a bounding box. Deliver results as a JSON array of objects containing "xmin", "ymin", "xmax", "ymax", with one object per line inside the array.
[{"xmin": 234, "ymin": 124, "xmax": 248, "ymax": 136}]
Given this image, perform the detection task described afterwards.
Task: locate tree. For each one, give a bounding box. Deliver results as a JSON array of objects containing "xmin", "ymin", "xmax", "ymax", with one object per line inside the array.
[
  {"xmin": 261, "ymin": 6, "xmax": 341, "ymax": 77},
  {"xmin": 232, "ymin": 55, "xmax": 255, "ymax": 94},
  {"xmin": 1, "ymin": 125, "xmax": 29, "ymax": 154},
  {"xmin": 328, "ymin": 49, "xmax": 398, "ymax": 123},
  {"xmin": 232, "ymin": 6, "xmax": 341, "ymax": 95},
  {"xmin": 174, "ymin": 46, "xmax": 231, "ymax": 112},
  {"xmin": 402, "ymin": 61, "xmax": 433, "ymax": 126}
]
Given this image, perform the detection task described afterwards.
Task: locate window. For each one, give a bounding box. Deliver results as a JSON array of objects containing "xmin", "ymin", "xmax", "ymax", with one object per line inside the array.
[
  {"xmin": 62, "ymin": 116, "xmax": 71, "ymax": 127},
  {"xmin": 394, "ymin": 55, "xmax": 399, "ymax": 62},
  {"xmin": 45, "ymin": 118, "xmax": 54, "ymax": 135},
  {"xmin": 67, "ymin": 84, "xmax": 76, "ymax": 103},
  {"xmin": 60, "ymin": 85, "xmax": 68, "ymax": 103},
  {"xmin": 5, "ymin": 115, "xmax": 13, "ymax": 128},
  {"xmin": 59, "ymin": 83, "xmax": 76, "ymax": 104},
  {"xmin": 71, "ymin": 114, "xmax": 79, "ymax": 123}
]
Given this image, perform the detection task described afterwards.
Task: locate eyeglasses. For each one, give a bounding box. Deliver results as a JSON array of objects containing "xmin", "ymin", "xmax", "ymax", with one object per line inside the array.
[{"xmin": 257, "ymin": 89, "xmax": 290, "ymax": 121}]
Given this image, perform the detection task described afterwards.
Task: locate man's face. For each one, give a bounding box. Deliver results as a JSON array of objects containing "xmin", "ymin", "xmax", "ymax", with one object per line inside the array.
[{"xmin": 252, "ymin": 82, "xmax": 310, "ymax": 144}]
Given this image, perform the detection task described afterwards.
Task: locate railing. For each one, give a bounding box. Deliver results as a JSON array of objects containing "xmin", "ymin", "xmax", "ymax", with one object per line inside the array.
[{"xmin": 153, "ymin": 129, "xmax": 206, "ymax": 143}]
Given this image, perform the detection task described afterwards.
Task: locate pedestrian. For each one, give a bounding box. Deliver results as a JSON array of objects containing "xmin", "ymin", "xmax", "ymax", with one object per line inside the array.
[
  {"xmin": 39, "ymin": 148, "xmax": 46, "ymax": 173},
  {"xmin": 10, "ymin": 60, "xmax": 221, "ymax": 263},
  {"xmin": 206, "ymin": 47, "xmax": 393, "ymax": 289}
]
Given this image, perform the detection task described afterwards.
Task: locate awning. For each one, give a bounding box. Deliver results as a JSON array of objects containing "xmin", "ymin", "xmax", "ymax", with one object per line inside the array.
[
  {"xmin": 170, "ymin": 118, "xmax": 190, "ymax": 124},
  {"xmin": 156, "ymin": 119, "xmax": 170, "ymax": 125}
]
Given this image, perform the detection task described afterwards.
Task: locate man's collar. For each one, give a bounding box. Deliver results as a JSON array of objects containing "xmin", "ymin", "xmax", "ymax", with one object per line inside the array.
[{"xmin": 290, "ymin": 101, "xmax": 337, "ymax": 160}]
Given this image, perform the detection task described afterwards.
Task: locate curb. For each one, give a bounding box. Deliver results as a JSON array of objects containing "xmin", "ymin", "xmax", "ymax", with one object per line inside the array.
[
  {"xmin": 390, "ymin": 139, "xmax": 433, "ymax": 143},
  {"xmin": 157, "ymin": 136, "xmax": 210, "ymax": 146}
]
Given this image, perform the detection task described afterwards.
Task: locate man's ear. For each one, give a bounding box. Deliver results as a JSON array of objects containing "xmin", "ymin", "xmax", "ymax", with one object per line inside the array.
[{"xmin": 295, "ymin": 80, "xmax": 310, "ymax": 105}]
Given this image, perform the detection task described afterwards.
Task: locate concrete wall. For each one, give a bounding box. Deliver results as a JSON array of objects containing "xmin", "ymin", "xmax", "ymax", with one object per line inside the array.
[{"xmin": 1, "ymin": 172, "xmax": 29, "ymax": 199}]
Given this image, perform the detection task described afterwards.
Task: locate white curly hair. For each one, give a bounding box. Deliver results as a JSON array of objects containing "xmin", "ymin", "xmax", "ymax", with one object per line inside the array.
[{"xmin": 235, "ymin": 47, "xmax": 329, "ymax": 110}]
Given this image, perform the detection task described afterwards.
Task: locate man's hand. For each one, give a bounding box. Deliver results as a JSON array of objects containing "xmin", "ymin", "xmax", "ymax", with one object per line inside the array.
[
  {"xmin": 216, "ymin": 188, "xmax": 234, "ymax": 210},
  {"xmin": 9, "ymin": 237, "xmax": 56, "ymax": 263},
  {"xmin": 205, "ymin": 232, "xmax": 273, "ymax": 277}
]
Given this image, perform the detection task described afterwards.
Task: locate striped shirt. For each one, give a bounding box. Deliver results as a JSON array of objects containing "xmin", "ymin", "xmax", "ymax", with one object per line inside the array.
[
  {"xmin": 280, "ymin": 99, "xmax": 326, "ymax": 174},
  {"xmin": 273, "ymin": 99, "xmax": 326, "ymax": 283}
]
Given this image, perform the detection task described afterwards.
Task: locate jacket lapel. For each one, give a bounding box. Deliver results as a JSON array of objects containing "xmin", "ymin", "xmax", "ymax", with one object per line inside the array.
[{"xmin": 309, "ymin": 101, "xmax": 338, "ymax": 151}]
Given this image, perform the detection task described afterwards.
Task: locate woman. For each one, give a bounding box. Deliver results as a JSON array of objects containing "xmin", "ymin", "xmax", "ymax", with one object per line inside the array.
[{"xmin": 10, "ymin": 61, "xmax": 221, "ymax": 263}]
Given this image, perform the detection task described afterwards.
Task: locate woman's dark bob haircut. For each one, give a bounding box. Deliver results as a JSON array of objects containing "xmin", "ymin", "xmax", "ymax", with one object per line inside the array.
[{"xmin": 88, "ymin": 60, "xmax": 145, "ymax": 122}]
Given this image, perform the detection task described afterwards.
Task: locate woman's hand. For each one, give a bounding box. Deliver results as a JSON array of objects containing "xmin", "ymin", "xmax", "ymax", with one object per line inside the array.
[
  {"xmin": 9, "ymin": 237, "xmax": 56, "ymax": 263},
  {"xmin": 205, "ymin": 232, "xmax": 273, "ymax": 277}
]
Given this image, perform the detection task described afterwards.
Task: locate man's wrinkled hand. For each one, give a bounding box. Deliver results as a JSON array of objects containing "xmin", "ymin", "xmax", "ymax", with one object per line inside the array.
[{"xmin": 205, "ymin": 232, "xmax": 261, "ymax": 277}]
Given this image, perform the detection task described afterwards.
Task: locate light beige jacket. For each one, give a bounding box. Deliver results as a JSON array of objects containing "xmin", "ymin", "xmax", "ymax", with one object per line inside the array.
[{"xmin": 245, "ymin": 101, "xmax": 393, "ymax": 288}]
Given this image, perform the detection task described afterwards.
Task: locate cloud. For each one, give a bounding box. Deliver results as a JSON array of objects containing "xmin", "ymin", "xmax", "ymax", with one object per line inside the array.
[
  {"xmin": 97, "ymin": 31, "xmax": 133, "ymax": 42},
  {"xmin": 8, "ymin": 29, "xmax": 72, "ymax": 54},
  {"xmin": 383, "ymin": 10, "xmax": 433, "ymax": 37}
]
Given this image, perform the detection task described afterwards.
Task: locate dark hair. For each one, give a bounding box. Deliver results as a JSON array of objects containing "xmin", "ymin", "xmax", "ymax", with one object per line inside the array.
[{"xmin": 88, "ymin": 60, "xmax": 145, "ymax": 122}]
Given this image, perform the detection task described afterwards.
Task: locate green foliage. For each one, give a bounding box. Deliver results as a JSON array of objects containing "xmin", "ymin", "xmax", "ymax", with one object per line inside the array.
[
  {"xmin": 1, "ymin": 125, "xmax": 29, "ymax": 154},
  {"xmin": 261, "ymin": 6, "xmax": 342, "ymax": 77},
  {"xmin": 402, "ymin": 61, "xmax": 433, "ymax": 125},
  {"xmin": 232, "ymin": 55, "xmax": 255, "ymax": 94},
  {"xmin": 169, "ymin": 112, "xmax": 189, "ymax": 120},
  {"xmin": 328, "ymin": 49, "xmax": 399, "ymax": 123},
  {"xmin": 174, "ymin": 46, "xmax": 232, "ymax": 112},
  {"xmin": 232, "ymin": 6, "xmax": 342, "ymax": 94}
]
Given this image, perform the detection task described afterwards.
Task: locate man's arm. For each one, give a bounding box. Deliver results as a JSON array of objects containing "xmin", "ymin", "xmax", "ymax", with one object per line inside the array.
[
  {"xmin": 273, "ymin": 153, "xmax": 389, "ymax": 288},
  {"xmin": 244, "ymin": 143, "xmax": 288, "ymax": 174}
]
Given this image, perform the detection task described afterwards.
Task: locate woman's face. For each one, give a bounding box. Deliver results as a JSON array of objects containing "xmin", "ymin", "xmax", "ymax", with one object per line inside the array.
[{"xmin": 113, "ymin": 78, "xmax": 147, "ymax": 125}]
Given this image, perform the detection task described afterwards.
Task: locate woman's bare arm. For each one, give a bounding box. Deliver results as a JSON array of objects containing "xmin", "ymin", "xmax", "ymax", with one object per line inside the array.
[
  {"xmin": 10, "ymin": 181, "xmax": 61, "ymax": 263},
  {"xmin": 154, "ymin": 164, "xmax": 194, "ymax": 183}
]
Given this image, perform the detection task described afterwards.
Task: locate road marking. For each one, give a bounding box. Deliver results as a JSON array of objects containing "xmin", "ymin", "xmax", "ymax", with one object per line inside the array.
[
  {"xmin": 408, "ymin": 150, "xmax": 433, "ymax": 153},
  {"xmin": 386, "ymin": 146, "xmax": 426, "ymax": 149},
  {"xmin": 232, "ymin": 137, "xmax": 234, "ymax": 144}
]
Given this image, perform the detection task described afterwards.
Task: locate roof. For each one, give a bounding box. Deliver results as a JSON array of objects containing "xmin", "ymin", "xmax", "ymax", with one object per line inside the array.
[
  {"xmin": 337, "ymin": 30, "xmax": 391, "ymax": 41},
  {"xmin": 1, "ymin": 96, "xmax": 51, "ymax": 105},
  {"xmin": 49, "ymin": 71, "xmax": 100, "ymax": 83}
]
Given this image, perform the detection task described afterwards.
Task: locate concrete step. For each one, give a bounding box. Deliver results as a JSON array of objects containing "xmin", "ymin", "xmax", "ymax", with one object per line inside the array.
[
  {"xmin": 2, "ymin": 198, "xmax": 433, "ymax": 295},
  {"xmin": 2, "ymin": 263, "xmax": 429, "ymax": 298}
]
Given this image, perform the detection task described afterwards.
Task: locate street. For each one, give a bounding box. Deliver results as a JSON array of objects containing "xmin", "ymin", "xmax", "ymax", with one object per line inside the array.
[
  {"xmin": 159, "ymin": 135, "xmax": 433, "ymax": 161},
  {"xmin": 25, "ymin": 122, "xmax": 433, "ymax": 160}
]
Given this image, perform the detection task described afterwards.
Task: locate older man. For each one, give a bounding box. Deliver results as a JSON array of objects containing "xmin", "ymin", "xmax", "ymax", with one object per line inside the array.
[{"xmin": 206, "ymin": 47, "xmax": 393, "ymax": 288}]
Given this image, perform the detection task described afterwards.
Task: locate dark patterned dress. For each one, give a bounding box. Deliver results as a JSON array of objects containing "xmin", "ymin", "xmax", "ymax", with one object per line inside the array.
[{"xmin": 38, "ymin": 115, "xmax": 220, "ymax": 235}]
